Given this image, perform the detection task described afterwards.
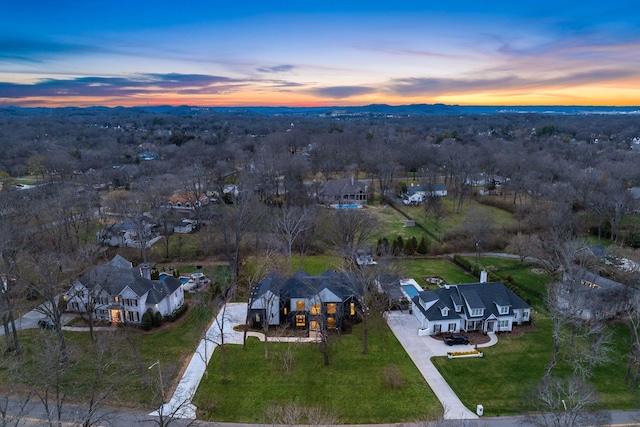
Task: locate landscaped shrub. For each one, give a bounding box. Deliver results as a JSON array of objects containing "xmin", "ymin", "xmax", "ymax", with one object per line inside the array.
[
  {"xmin": 166, "ymin": 303, "xmax": 189, "ymax": 322},
  {"xmin": 416, "ymin": 236, "xmax": 429, "ymax": 255},
  {"xmin": 141, "ymin": 310, "xmax": 153, "ymax": 331},
  {"xmin": 153, "ymin": 311, "xmax": 163, "ymax": 327},
  {"xmin": 404, "ymin": 237, "xmax": 415, "ymax": 255}
]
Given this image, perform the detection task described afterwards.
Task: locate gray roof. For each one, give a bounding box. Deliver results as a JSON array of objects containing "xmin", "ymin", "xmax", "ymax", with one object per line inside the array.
[
  {"xmin": 416, "ymin": 282, "xmax": 530, "ymax": 322},
  {"xmin": 319, "ymin": 178, "xmax": 368, "ymax": 197},
  {"xmin": 80, "ymin": 255, "xmax": 180, "ymax": 300},
  {"xmin": 253, "ymin": 269, "xmax": 361, "ymax": 303}
]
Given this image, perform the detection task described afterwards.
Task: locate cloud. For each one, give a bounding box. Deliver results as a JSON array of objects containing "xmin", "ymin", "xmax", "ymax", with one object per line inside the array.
[
  {"xmin": 256, "ymin": 64, "xmax": 295, "ymax": 73},
  {"xmin": 386, "ymin": 68, "xmax": 639, "ymax": 97},
  {"xmin": 0, "ymin": 73, "xmax": 245, "ymax": 99},
  {"xmin": 0, "ymin": 36, "xmax": 109, "ymax": 62},
  {"xmin": 310, "ymin": 85, "xmax": 376, "ymax": 99}
]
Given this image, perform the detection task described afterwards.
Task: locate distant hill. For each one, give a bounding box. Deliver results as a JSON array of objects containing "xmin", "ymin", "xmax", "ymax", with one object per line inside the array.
[{"xmin": 1, "ymin": 104, "xmax": 639, "ymax": 118}]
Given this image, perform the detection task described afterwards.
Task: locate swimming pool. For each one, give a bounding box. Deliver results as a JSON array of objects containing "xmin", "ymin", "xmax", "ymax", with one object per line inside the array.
[{"xmin": 401, "ymin": 284, "xmax": 420, "ymax": 298}]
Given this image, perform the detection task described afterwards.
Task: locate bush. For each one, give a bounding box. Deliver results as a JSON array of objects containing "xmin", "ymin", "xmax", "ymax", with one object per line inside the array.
[
  {"xmin": 141, "ymin": 310, "xmax": 153, "ymax": 331},
  {"xmin": 153, "ymin": 311, "xmax": 163, "ymax": 327},
  {"xmin": 166, "ymin": 303, "xmax": 189, "ymax": 322}
]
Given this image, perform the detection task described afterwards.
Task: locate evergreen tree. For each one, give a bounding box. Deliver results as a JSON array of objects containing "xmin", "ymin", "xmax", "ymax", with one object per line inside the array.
[{"xmin": 417, "ymin": 236, "xmax": 429, "ymax": 254}]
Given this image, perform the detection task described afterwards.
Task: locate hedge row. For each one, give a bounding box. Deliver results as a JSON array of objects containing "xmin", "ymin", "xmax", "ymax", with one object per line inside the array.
[{"xmin": 451, "ymin": 254, "xmax": 529, "ymax": 303}]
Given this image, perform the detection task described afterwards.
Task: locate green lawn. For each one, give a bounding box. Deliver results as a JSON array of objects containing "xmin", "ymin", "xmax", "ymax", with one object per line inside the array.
[
  {"xmin": 193, "ymin": 317, "xmax": 442, "ymax": 423},
  {"xmin": 462, "ymin": 256, "xmax": 550, "ymax": 308},
  {"xmin": 432, "ymin": 317, "xmax": 638, "ymax": 415},
  {"xmin": 395, "ymin": 258, "xmax": 477, "ymax": 288}
]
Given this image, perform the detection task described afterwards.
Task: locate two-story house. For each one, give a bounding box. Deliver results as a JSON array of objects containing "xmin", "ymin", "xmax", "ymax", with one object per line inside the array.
[
  {"xmin": 249, "ymin": 270, "xmax": 362, "ymax": 332},
  {"xmin": 66, "ymin": 255, "xmax": 184, "ymax": 324}
]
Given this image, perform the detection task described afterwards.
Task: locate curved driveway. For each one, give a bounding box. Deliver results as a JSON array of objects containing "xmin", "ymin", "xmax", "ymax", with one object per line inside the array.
[{"xmin": 386, "ymin": 310, "xmax": 497, "ymax": 420}]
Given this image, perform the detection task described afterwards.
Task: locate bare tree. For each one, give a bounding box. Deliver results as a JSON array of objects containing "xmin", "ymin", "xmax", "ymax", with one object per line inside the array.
[
  {"xmin": 525, "ymin": 376, "xmax": 610, "ymax": 427},
  {"xmin": 211, "ymin": 189, "xmax": 265, "ymax": 288},
  {"xmin": 328, "ymin": 209, "xmax": 377, "ymax": 267},
  {"xmin": 273, "ymin": 205, "xmax": 317, "ymax": 272}
]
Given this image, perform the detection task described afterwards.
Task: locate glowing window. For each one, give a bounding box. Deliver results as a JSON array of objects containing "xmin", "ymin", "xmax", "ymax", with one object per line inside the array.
[
  {"xmin": 310, "ymin": 320, "xmax": 320, "ymax": 330},
  {"xmin": 296, "ymin": 300, "xmax": 305, "ymax": 311},
  {"xmin": 350, "ymin": 302, "xmax": 355, "ymax": 316},
  {"xmin": 295, "ymin": 314, "xmax": 306, "ymax": 327},
  {"xmin": 327, "ymin": 317, "xmax": 336, "ymax": 329},
  {"xmin": 311, "ymin": 304, "xmax": 321, "ymax": 314},
  {"xmin": 327, "ymin": 303, "xmax": 337, "ymax": 314}
]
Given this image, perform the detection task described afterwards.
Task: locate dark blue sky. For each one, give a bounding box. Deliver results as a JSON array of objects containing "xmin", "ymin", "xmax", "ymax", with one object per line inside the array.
[{"xmin": 1, "ymin": 1, "xmax": 639, "ymax": 106}]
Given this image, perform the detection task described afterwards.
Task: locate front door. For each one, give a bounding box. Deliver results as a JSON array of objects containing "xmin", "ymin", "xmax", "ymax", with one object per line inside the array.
[
  {"xmin": 486, "ymin": 321, "xmax": 494, "ymax": 332},
  {"xmin": 111, "ymin": 309, "xmax": 122, "ymax": 323},
  {"xmin": 434, "ymin": 324, "xmax": 441, "ymax": 334}
]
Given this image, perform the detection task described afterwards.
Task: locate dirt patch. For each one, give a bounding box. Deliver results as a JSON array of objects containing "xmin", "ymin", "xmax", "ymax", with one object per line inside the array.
[{"xmin": 500, "ymin": 323, "xmax": 538, "ymax": 338}]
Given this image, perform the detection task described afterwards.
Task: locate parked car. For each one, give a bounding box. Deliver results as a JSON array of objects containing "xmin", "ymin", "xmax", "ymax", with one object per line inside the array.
[
  {"xmin": 38, "ymin": 318, "xmax": 55, "ymax": 330},
  {"xmin": 443, "ymin": 334, "xmax": 470, "ymax": 346}
]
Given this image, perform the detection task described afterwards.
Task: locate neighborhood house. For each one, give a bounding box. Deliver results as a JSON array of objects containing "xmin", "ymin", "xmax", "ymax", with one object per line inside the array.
[
  {"xmin": 249, "ymin": 270, "xmax": 362, "ymax": 332},
  {"xmin": 66, "ymin": 255, "xmax": 184, "ymax": 324},
  {"xmin": 411, "ymin": 281, "xmax": 531, "ymax": 335},
  {"xmin": 558, "ymin": 268, "xmax": 637, "ymax": 321},
  {"xmin": 318, "ymin": 177, "xmax": 370, "ymax": 206}
]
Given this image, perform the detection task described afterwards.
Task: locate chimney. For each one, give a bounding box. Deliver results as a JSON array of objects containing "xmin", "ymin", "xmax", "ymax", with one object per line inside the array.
[
  {"xmin": 140, "ymin": 263, "xmax": 151, "ymax": 280},
  {"xmin": 351, "ymin": 176, "xmax": 355, "ymax": 186},
  {"xmin": 480, "ymin": 270, "xmax": 488, "ymax": 283}
]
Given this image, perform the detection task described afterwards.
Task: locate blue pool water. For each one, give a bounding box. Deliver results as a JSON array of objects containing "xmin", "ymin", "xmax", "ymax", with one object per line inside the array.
[{"xmin": 401, "ymin": 285, "xmax": 419, "ymax": 298}]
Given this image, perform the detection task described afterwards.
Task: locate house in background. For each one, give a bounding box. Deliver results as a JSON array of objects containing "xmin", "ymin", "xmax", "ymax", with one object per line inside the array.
[
  {"xmin": 411, "ymin": 280, "xmax": 531, "ymax": 335},
  {"xmin": 96, "ymin": 218, "xmax": 161, "ymax": 249},
  {"xmin": 66, "ymin": 255, "xmax": 184, "ymax": 324},
  {"xmin": 403, "ymin": 183, "xmax": 447, "ymax": 205},
  {"xmin": 557, "ymin": 268, "xmax": 637, "ymax": 321},
  {"xmin": 173, "ymin": 218, "xmax": 198, "ymax": 234},
  {"xmin": 249, "ymin": 270, "xmax": 362, "ymax": 332},
  {"xmin": 318, "ymin": 177, "xmax": 369, "ymax": 206},
  {"xmin": 165, "ymin": 191, "xmax": 210, "ymax": 210}
]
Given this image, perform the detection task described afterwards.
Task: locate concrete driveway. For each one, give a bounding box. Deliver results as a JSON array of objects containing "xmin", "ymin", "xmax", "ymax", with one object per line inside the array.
[{"xmin": 386, "ymin": 310, "xmax": 497, "ymax": 420}]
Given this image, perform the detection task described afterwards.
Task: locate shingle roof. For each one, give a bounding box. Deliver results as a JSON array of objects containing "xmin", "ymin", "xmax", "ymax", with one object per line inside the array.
[
  {"xmin": 319, "ymin": 178, "xmax": 368, "ymax": 197},
  {"xmin": 254, "ymin": 269, "xmax": 362, "ymax": 302},
  {"xmin": 80, "ymin": 255, "xmax": 178, "ymax": 301},
  {"xmin": 416, "ymin": 282, "xmax": 530, "ymax": 322}
]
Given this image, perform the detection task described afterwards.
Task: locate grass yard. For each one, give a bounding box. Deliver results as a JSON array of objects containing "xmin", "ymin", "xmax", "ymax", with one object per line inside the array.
[
  {"xmin": 193, "ymin": 317, "xmax": 442, "ymax": 423},
  {"xmin": 395, "ymin": 258, "xmax": 477, "ymax": 288},
  {"xmin": 462, "ymin": 256, "xmax": 550, "ymax": 308},
  {"xmin": 432, "ymin": 316, "xmax": 639, "ymax": 416},
  {"xmin": 433, "ymin": 317, "xmax": 554, "ymax": 416},
  {"xmin": 0, "ymin": 303, "xmax": 215, "ymax": 410}
]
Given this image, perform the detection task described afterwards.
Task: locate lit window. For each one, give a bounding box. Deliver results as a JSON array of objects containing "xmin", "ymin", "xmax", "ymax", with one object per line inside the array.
[
  {"xmin": 350, "ymin": 302, "xmax": 355, "ymax": 316},
  {"xmin": 311, "ymin": 304, "xmax": 321, "ymax": 314},
  {"xmin": 283, "ymin": 307, "xmax": 287, "ymax": 315},
  {"xmin": 310, "ymin": 320, "xmax": 320, "ymax": 330},
  {"xmin": 327, "ymin": 317, "xmax": 336, "ymax": 328},
  {"xmin": 296, "ymin": 314, "xmax": 306, "ymax": 327},
  {"xmin": 296, "ymin": 300, "xmax": 305, "ymax": 311},
  {"xmin": 327, "ymin": 303, "xmax": 337, "ymax": 314}
]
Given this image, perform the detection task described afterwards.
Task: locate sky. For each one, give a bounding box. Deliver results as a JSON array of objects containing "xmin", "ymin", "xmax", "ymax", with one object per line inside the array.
[{"xmin": 1, "ymin": 1, "xmax": 639, "ymax": 107}]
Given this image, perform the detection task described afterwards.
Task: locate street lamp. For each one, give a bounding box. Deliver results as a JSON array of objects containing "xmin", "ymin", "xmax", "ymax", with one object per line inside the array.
[{"xmin": 148, "ymin": 359, "xmax": 164, "ymax": 407}]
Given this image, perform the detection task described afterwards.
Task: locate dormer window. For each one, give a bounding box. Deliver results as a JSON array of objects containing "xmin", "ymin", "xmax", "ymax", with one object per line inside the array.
[
  {"xmin": 441, "ymin": 307, "xmax": 449, "ymax": 316},
  {"xmin": 499, "ymin": 305, "xmax": 509, "ymax": 315},
  {"xmin": 471, "ymin": 308, "xmax": 483, "ymax": 317}
]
